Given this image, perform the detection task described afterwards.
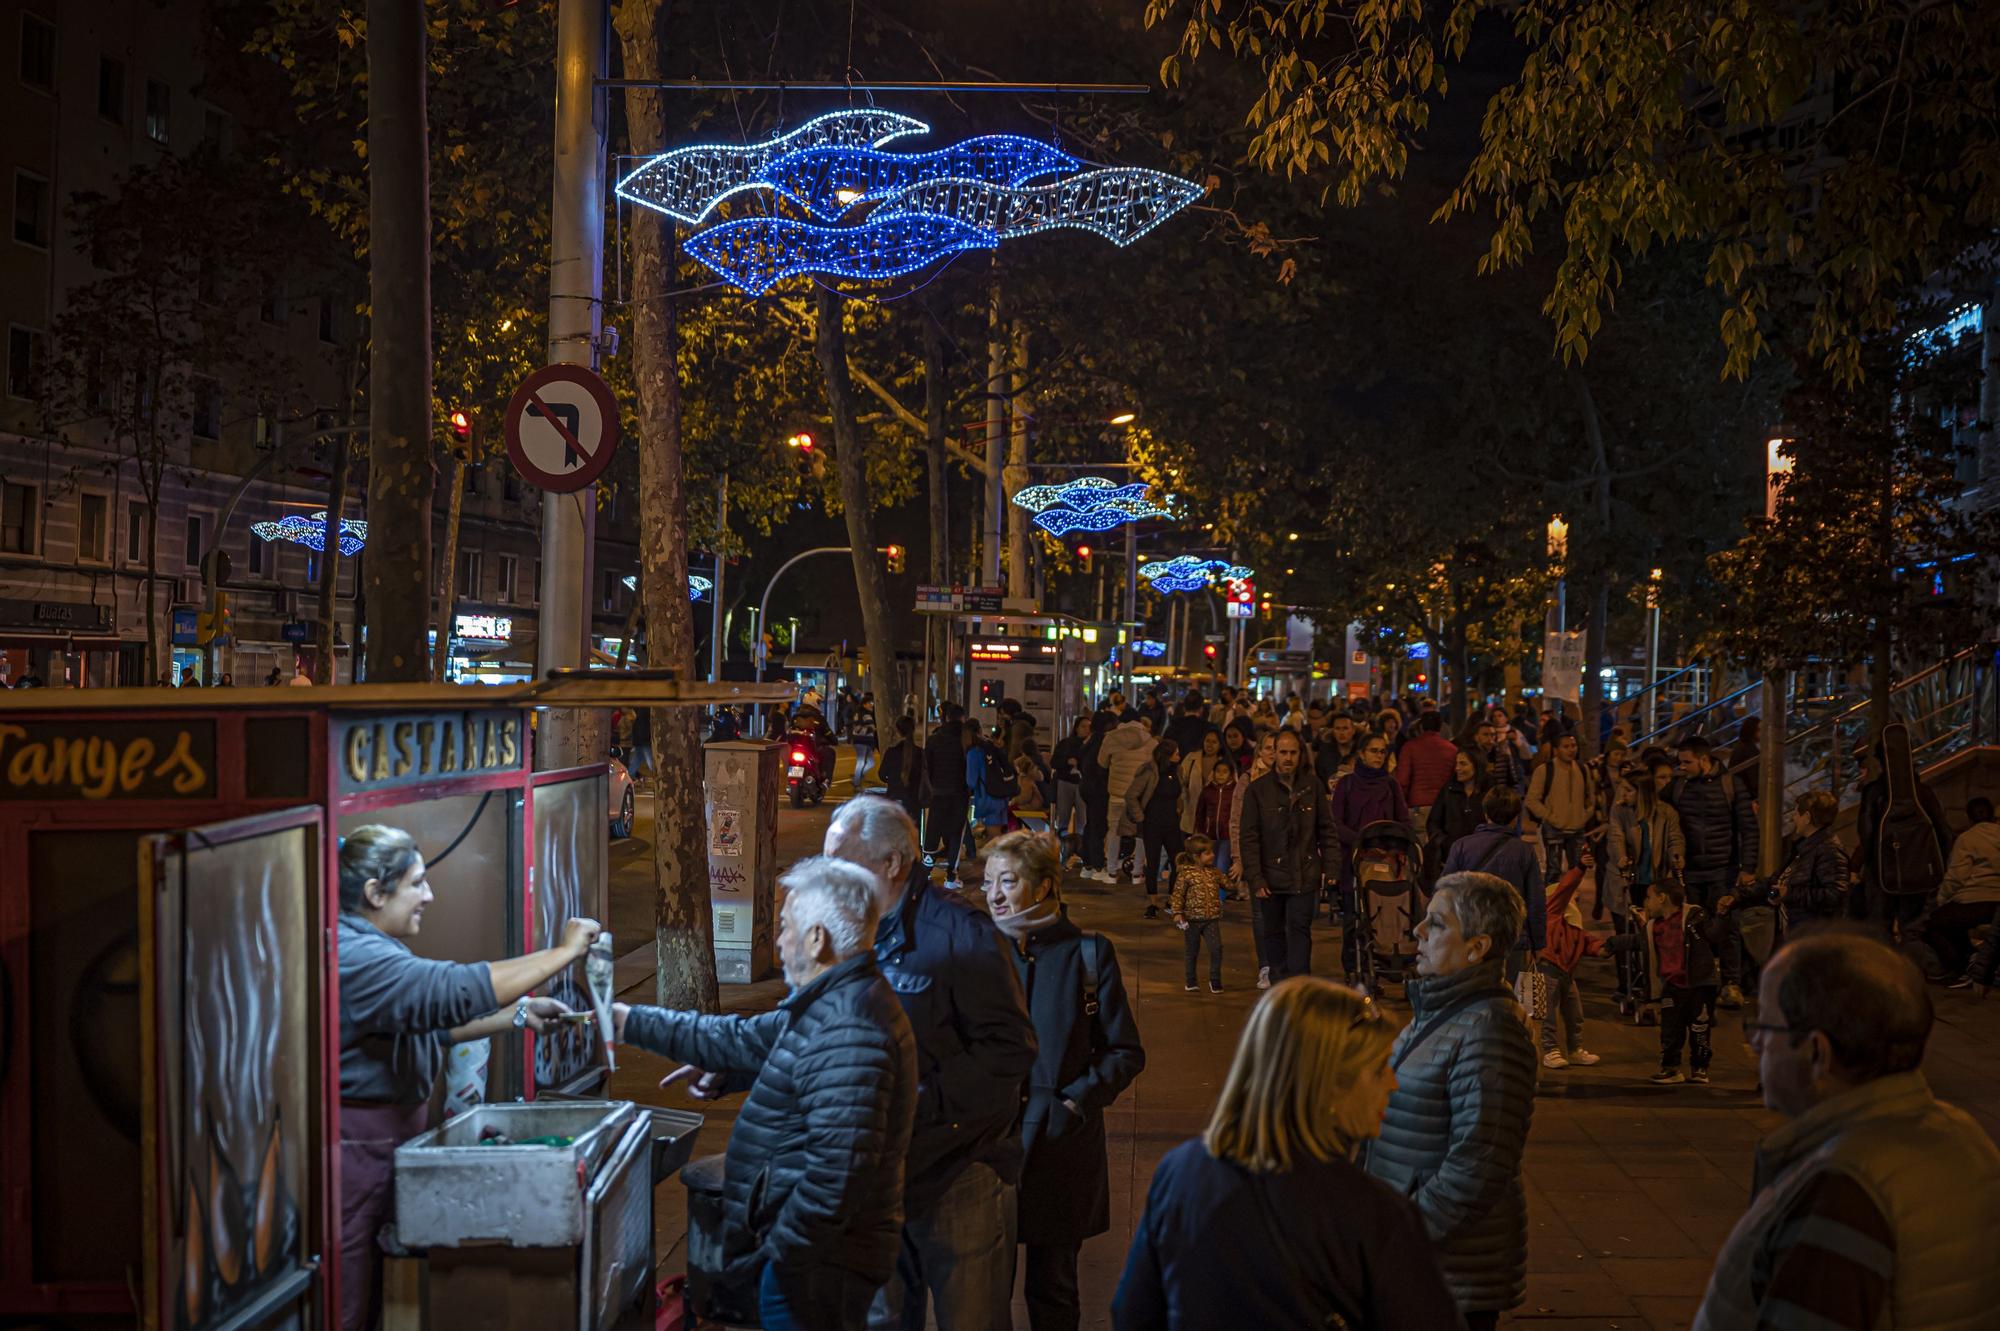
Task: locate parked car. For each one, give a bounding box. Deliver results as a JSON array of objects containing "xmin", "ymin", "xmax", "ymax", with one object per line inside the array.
[{"xmin": 608, "ymin": 756, "xmax": 635, "ymax": 838}]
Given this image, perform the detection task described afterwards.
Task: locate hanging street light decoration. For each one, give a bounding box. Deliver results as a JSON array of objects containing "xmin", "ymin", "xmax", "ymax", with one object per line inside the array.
[
  {"xmin": 619, "ymin": 109, "xmax": 1204, "ymax": 297},
  {"xmin": 1009, "ymin": 476, "xmax": 1175, "ymax": 537},
  {"xmin": 251, "ymin": 509, "xmax": 367, "ymax": 557},
  {"xmin": 1138, "ymin": 556, "xmax": 1255, "ymax": 593},
  {"xmin": 613, "ymin": 109, "xmax": 929, "ymax": 225},
  {"xmin": 622, "ymin": 573, "xmax": 714, "ymax": 600}
]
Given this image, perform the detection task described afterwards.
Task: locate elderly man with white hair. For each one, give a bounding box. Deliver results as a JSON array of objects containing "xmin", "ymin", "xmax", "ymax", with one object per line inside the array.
[
  {"xmin": 824, "ymin": 794, "xmax": 1038, "ymax": 1331},
  {"xmin": 613, "ymin": 856, "xmax": 917, "ymax": 1331}
]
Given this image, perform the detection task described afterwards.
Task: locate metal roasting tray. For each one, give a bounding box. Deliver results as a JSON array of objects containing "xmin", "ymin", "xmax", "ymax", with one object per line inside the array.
[
  {"xmin": 645, "ymin": 1106, "xmax": 705, "ymax": 1184},
  {"xmin": 394, "ymin": 1100, "xmax": 641, "ymax": 1248}
]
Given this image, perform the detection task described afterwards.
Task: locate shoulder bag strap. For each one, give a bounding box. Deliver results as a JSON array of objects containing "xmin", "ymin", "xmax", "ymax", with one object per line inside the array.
[{"xmin": 1471, "ymin": 835, "xmax": 1508, "ymax": 874}]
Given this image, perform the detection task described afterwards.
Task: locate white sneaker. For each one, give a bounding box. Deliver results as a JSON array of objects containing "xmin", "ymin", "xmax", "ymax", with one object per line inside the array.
[
  {"xmin": 1542, "ymin": 1050, "xmax": 1570, "ymax": 1069},
  {"xmin": 1569, "ymin": 1049, "xmax": 1602, "ymax": 1066},
  {"xmin": 1256, "ymin": 967, "xmax": 1272, "ymax": 990}
]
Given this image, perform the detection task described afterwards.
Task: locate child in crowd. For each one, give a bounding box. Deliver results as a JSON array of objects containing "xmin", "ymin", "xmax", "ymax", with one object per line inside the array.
[
  {"xmin": 1169, "ymin": 834, "xmax": 1226, "ymax": 993},
  {"xmin": 1193, "ymin": 756, "xmax": 1237, "ymax": 892},
  {"xmin": 1608, "ymin": 879, "xmax": 1726, "ymax": 1085},
  {"xmin": 1537, "ymin": 843, "xmax": 1604, "ymax": 1069}
]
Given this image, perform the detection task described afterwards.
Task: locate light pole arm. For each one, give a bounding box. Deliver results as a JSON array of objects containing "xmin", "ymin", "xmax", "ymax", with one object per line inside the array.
[{"xmin": 756, "ymin": 546, "xmax": 854, "ymax": 680}]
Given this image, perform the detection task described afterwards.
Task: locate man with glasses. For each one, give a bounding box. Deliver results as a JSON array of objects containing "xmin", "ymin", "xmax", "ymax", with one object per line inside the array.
[
  {"xmin": 1237, "ymin": 729, "xmax": 1339, "ymax": 979},
  {"xmin": 1695, "ymin": 932, "xmax": 2000, "ymax": 1330}
]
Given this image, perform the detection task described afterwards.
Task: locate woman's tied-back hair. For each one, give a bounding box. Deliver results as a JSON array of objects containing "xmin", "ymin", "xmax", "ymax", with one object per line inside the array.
[
  {"xmin": 339, "ymin": 824, "xmax": 419, "ymax": 913},
  {"xmin": 1204, "ymin": 978, "xmax": 1395, "ymax": 1172},
  {"xmin": 983, "ymin": 829, "xmax": 1063, "ymax": 900}
]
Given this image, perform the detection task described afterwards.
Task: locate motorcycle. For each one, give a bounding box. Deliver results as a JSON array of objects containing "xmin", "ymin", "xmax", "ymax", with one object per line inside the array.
[{"xmin": 784, "ymin": 725, "xmax": 836, "ymax": 807}]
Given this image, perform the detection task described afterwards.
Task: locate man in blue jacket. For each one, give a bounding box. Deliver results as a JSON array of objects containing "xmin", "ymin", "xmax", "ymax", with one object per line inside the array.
[
  {"xmin": 1669, "ymin": 735, "xmax": 1759, "ymax": 1007},
  {"xmin": 826, "ymin": 796, "xmax": 1038, "ymax": 1331},
  {"xmin": 1441, "ymin": 785, "xmax": 1547, "ymax": 956}
]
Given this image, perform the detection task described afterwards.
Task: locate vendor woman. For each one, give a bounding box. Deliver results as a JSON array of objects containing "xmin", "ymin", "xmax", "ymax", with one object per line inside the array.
[{"xmin": 336, "ymin": 824, "xmax": 601, "ymax": 1331}]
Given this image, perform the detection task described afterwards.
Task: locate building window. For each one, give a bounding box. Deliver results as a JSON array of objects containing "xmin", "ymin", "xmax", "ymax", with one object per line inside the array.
[
  {"xmin": 98, "ymin": 56, "xmax": 126, "ymax": 125},
  {"xmin": 1, "ymin": 483, "xmax": 40, "ymax": 555},
  {"xmin": 7, "ymin": 326, "xmax": 43, "ymax": 400},
  {"xmin": 496, "ymin": 554, "xmax": 517, "ymax": 604},
  {"xmin": 145, "ymin": 78, "xmax": 171, "ymax": 145},
  {"xmin": 601, "ymin": 569, "xmax": 619, "ymax": 611},
  {"xmin": 502, "ymin": 468, "xmax": 520, "ymax": 502},
  {"xmin": 19, "ymin": 14, "xmax": 55, "ymax": 92},
  {"xmin": 126, "ymin": 501, "xmax": 146, "ymax": 562},
  {"xmin": 191, "ymin": 378, "xmax": 221, "ymax": 439},
  {"xmin": 259, "ymin": 279, "xmax": 285, "ymax": 326},
  {"xmin": 318, "ymin": 295, "xmax": 336, "ymax": 343},
  {"xmin": 457, "ymin": 549, "xmax": 482, "ymax": 599},
  {"xmin": 248, "ymin": 529, "xmax": 265, "ymax": 575},
  {"xmin": 14, "ymin": 171, "xmax": 50, "ymax": 248},
  {"xmin": 532, "ymin": 558, "xmax": 541, "ymax": 604},
  {"xmin": 184, "ymin": 513, "xmax": 206, "ymax": 569},
  {"xmin": 77, "ymin": 493, "xmax": 108, "ymax": 563}
]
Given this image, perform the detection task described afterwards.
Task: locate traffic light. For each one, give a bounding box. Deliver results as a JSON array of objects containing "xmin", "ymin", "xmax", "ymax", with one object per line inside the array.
[
  {"xmin": 884, "ymin": 543, "xmax": 905, "ymax": 574},
  {"xmin": 787, "ymin": 432, "xmax": 814, "ymax": 454},
  {"xmin": 450, "ymin": 409, "xmax": 471, "ymax": 441},
  {"xmin": 1203, "ymin": 643, "xmax": 1218, "ymax": 662},
  {"xmin": 1261, "ymin": 592, "xmax": 1275, "ymax": 619},
  {"xmin": 1075, "ymin": 543, "xmax": 1093, "ymax": 572}
]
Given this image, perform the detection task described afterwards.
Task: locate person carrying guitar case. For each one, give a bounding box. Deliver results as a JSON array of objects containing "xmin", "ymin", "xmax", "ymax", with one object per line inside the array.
[{"xmin": 1855, "ymin": 722, "xmax": 1953, "ymax": 938}]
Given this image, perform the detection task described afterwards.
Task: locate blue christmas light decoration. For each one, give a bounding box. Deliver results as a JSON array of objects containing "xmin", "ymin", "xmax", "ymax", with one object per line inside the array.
[
  {"xmin": 875, "ymin": 167, "xmax": 1203, "ymax": 246},
  {"xmin": 755, "ymin": 136, "xmax": 1079, "ymax": 220},
  {"xmin": 627, "ymin": 109, "xmax": 1205, "ymax": 296},
  {"xmin": 681, "ymin": 212, "xmax": 996, "ymax": 296},
  {"xmin": 615, "ymin": 109, "xmax": 929, "ymax": 224},
  {"xmin": 1139, "ymin": 556, "xmax": 1255, "ymax": 593},
  {"xmin": 1010, "ymin": 475, "xmax": 1174, "ymax": 536},
  {"xmin": 621, "ymin": 573, "xmax": 715, "ymax": 600},
  {"xmin": 1135, "ymin": 639, "xmax": 1167, "ymax": 658},
  {"xmin": 251, "ymin": 510, "xmax": 367, "ymax": 557}
]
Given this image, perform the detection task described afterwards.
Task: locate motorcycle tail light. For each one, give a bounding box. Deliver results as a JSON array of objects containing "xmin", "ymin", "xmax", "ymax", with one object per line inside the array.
[{"xmin": 791, "ymin": 750, "xmax": 808, "ymax": 763}]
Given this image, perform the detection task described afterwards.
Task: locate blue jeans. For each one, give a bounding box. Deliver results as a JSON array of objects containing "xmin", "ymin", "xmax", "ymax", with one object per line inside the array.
[
  {"xmin": 1212, "ymin": 837, "xmax": 1231, "ymax": 876},
  {"xmin": 868, "ymin": 1161, "xmax": 1017, "ymax": 1331},
  {"xmin": 761, "ymin": 1261, "xmax": 880, "ymax": 1331}
]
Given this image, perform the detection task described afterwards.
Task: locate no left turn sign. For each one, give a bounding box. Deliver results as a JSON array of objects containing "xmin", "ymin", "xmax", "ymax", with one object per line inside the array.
[{"xmin": 503, "ymin": 363, "xmax": 621, "ymax": 493}]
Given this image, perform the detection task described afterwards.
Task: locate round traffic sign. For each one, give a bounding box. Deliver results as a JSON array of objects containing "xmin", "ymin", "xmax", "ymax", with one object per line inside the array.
[{"xmin": 503, "ymin": 363, "xmax": 622, "ymax": 494}]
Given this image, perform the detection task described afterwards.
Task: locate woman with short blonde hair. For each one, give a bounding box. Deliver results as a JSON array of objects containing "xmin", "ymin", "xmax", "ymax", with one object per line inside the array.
[{"xmin": 1113, "ymin": 979, "xmax": 1461, "ymax": 1329}]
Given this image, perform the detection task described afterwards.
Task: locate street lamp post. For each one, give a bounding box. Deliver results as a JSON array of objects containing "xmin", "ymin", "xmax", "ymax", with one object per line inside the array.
[
  {"xmin": 1645, "ymin": 567, "xmax": 1663, "ymax": 735},
  {"xmin": 1546, "ymin": 515, "xmax": 1568, "ymax": 634},
  {"xmin": 710, "ymin": 474, "xmax": 728, "ymax": 682}
]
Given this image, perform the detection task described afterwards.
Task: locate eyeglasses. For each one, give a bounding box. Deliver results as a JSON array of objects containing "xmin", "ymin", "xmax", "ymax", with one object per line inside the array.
[{"xmin": 1742, "ymin": 1019, "xmax": 1810, "ymax": 1046}]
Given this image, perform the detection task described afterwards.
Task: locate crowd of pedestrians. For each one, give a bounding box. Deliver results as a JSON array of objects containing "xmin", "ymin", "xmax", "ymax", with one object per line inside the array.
[{"xmin": 592, "ymin": 681, "xmax": 2000, "ymax": 1330}]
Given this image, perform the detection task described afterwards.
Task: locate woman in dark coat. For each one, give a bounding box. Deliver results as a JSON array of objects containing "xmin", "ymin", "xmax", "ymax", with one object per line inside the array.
[
  {"xmin": 1112, "ymin": 977, "xmax": 1462, "ymax": 1330},
  {"xmin": 1425, "ymin": 746, "xmax": 1489, "ymax": 885},
  {"xmin": 983, "ymin": 831, "xmax": 1145, "ymax": 1331}
]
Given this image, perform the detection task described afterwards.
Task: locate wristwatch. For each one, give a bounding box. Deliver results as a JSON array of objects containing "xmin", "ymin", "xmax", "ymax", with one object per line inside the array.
[{"xmin": 512, "ymin": 997, "xmax": 532, "ymax": 1029}]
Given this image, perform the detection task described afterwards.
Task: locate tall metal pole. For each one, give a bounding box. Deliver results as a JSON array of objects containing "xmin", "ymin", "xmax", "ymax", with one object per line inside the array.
[
  {"xmin": 535, "ymin": 0, "xmax": 607, "ymax": 768},
  {"xmin": 1646, "ymin": 602, "xmax": 1663, "ymax": 735},
  {"xmin": 1122, "ymin": 522, "xmax": 1136, "ymax": 699},
  {"xmin": 710, "ymin": 473, "xmax": 727, "ymax": 681},
  {"xmin": 982, "ymin": 278, "xmax": 1007, "ymax": 586}
]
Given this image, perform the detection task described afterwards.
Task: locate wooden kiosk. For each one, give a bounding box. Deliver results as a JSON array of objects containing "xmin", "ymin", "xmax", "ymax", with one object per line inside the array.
[{"xmin": 0, "ymin": 674, "xmax": 789, "ymax": 1331}]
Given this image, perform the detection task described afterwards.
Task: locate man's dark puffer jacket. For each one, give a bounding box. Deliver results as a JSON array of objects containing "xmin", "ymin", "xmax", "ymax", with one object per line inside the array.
[
  {"xmin": 623, "ymin": 952, "xmax": 917, "ymax": 1288},
  {"xmin": 1668, "ymin": 772, "xmax": 1756, "ymax": 876}
]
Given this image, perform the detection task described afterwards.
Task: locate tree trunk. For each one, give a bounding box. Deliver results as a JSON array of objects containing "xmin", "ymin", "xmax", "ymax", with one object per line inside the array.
[
  {"xmin": 1005, "ymin": 318, "xmax": 1030, "ymax": 600},
  {"xmin": 432, "ymin": 455, "xmax": 463, "ymax": 681},
  {"xmin": 618, "ymin": 0, "xmax": 717, "ymax": 1012},
  {"xmin": 816, "ymin": 285, "xmax": 903, "ymax": 721},
  {"xmin": 982, "ymin": 275, "xmax": 1006, "ymax": 585},
  {"xmin": 317, "ymin": 434, "xmax": 352, "ymax": 683},
  {"xmin": 363, "ymin": 0, "xmax": 434, "ymax": 682},
  {"xmin": 923, "ymin": 311, "xmax": 950, "ymax": 720}
]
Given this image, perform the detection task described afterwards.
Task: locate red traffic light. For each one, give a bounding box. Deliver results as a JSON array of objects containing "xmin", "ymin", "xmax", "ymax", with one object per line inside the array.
[
  {"xmin": 450, "ymin": 410, "xmax": 471, "ymax": 441},
  {"xmin": 1203, "ymin": 643, "xmax": 1218, "ymax": 659},
  {"xmin": 787, "ymin": 432, "xmax": 814, "ymax": 453},
  {"xmin": 1075, "ymin": 544, "xmax": 1091, "ymax": 560}
]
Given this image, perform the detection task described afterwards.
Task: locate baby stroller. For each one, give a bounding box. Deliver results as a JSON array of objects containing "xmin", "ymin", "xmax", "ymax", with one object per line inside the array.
[{"xmin": 1351, "ymin": 820, "xmax": 1425, "ymax": 992}]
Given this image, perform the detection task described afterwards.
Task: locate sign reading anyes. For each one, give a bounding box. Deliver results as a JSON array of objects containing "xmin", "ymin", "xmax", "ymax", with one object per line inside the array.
[
  {"xmin": 0, "ymin": 719, "xmax": 215, "ymax": 799},
  {"xmin": 337, "ymin": 711, "xmax": 525, "ymax": 794}
]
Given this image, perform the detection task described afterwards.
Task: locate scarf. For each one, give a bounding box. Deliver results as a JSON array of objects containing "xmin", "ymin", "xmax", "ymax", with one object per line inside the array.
[{"xmin": 992, "ymin": 890, "xmax": 1062, "ymax": 944}]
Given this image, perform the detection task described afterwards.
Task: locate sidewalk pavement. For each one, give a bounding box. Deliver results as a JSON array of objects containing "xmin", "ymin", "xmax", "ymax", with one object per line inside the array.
[{"xmin": 605, "ymin": 802, "xmax": 2000, "ymax": 1330}]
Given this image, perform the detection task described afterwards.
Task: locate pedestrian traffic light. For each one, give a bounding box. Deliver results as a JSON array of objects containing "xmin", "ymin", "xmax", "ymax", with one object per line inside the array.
[
  {"xmin": 450, "ymin": 409, "xmax": 471, "ymax": 441},
  {"xmin": 1075, "ymin": 544, "xmax": 1093, "ymax": 572},
  {"xmin": 884, "ymin": 543, "xmax": 905, "ymax": 574}
]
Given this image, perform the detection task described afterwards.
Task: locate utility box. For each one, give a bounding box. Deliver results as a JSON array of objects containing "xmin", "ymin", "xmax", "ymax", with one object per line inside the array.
[{"xmin": 703, "ymin": 739, "xmax": 780, "ymax": 983}]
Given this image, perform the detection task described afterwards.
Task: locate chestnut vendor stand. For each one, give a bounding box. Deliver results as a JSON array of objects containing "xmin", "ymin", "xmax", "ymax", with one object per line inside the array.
[{"xmin": 0, "ymin": 672, "xmax": 790, "ymax": 1331}]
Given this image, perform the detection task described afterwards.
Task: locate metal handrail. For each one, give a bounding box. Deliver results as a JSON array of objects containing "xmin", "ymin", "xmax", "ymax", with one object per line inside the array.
[
  {"xmin": 1628, "ymin": 679, "xmax": 1762, "ymax": 750},
  {"xmin": 1619, "ymin": 662, "xmax": 1704, "ymax": 710},
  {"xmin": 1778, "ymin": 643, "xmax": 1987, "ymax": 754}
]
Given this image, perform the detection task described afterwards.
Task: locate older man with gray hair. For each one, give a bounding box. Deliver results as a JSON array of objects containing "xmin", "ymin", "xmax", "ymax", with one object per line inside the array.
[
  {"xmin": 825, "ymin": 795, "xmax": 1037, "ymax": 1331},
  {"xmin": 1694, "ymin": 930, "xmax": 2000, "ymax": 1330},
  {"xmin": 613, "ymin": 856, "xmax": 917, "ymax": 1330}
]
